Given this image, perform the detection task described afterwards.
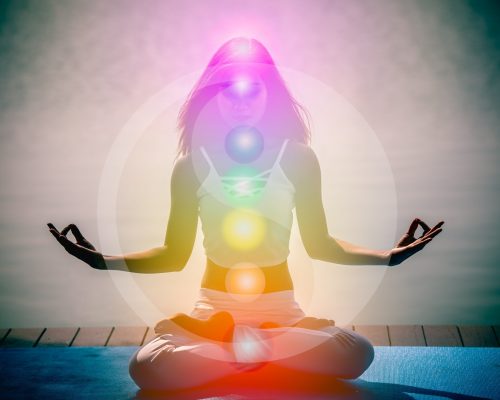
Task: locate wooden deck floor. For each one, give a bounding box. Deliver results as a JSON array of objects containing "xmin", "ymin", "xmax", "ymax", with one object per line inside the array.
[{"xmin": 0, "ymin": 325, "xmax": 498, "ymax": 348}]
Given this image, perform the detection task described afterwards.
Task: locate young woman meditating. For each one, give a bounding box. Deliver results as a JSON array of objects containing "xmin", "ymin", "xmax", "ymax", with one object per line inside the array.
[{"xmin": 48, "ymin": 37, "xmax": 443, "ymax": 391}]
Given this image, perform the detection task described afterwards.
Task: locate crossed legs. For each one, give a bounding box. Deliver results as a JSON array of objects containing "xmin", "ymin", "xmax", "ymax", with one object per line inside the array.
[{"xmin": 129, "ymin": 312, "xmax": 374, "ymax": 391}]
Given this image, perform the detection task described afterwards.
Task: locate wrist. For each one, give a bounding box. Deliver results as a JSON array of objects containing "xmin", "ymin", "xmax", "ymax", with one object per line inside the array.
[
  {"xmin": 95, "ymin": 253, "xmax": 107, "ymax": 270},
  {"xmin": 381, "ymin": 250, "xmax": 393, "ymax": 266},
  {"xmin": 102, "ymin": 255, "xmax": 128, "ymax": 271}
]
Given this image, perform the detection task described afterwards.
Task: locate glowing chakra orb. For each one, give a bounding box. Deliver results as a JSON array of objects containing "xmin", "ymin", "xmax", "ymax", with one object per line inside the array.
[
  {"xmin": 233, "ymin": 325, "xmax": 272, "ymax": 364},
  {"xmin": 222, "ymin": 209, "xmax": 266, "ymax": 250},
  {"xmin": 234, "ymin": 79, "xmax": 251, "ymax": 96},
  {"xmin": 222, "ymin": 166, "xmax": 263, "ymax": 204},
  {"xmin": 224, "ymin": 126, "xmax": 264, "ymax": 163},
  {"xmin": 225, "ymin": 262, "xmax": 266, "ymax": 296},
  {"xmin": 221, "ymin": 76, "xmax": 263, "ymax": 101}
]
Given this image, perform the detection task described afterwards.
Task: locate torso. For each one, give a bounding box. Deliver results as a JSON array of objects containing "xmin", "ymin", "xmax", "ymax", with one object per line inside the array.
[
  {"xmin": 201, "ymin": 257, "xmax": 294, "ymax": 294},
  {"xmin": 194, "ymin": 138, "xmax": 301, "ymax": 294}
]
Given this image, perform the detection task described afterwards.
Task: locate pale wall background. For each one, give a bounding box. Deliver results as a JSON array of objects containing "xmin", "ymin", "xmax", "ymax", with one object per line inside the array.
[{"xmin": 0, "ymin": 0, "xmax": 499, "ymax": 327}]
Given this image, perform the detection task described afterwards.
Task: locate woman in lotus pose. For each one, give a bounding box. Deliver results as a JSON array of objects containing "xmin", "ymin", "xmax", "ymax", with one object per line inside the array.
[{"xmin": 48, "ymin": 37, "xmax": 443, "ymax": 391}]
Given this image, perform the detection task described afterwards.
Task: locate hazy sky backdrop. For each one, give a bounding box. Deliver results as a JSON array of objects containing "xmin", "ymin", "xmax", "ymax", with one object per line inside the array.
[{"xmin": 0, "ymin": 0, "xmax": 499, "ymax": 327}]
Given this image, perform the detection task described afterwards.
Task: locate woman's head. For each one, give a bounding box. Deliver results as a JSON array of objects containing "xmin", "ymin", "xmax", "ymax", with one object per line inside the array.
[{"xmin": 177, "ymin": 37, "xmax": 311, "ymax": 156}]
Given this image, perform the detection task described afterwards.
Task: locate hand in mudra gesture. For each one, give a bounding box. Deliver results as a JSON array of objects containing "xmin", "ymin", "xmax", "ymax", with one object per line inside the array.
[
  {"xmin": 47, "ymin": 223, "xmax": 106, "ymax": 270},
  {"xmin": 389, "ymin": 218, "xmax": 444, "ymax": 266}
]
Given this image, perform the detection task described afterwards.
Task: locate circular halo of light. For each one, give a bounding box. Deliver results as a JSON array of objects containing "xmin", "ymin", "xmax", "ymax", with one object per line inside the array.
[
  {"xmin": 222, "ymin": 209, "xmax": 266, "ymax": 250},
  {"xmin": 97, "ymin": 65, "xmax": 397, "ymax": 362},
  {"xmin": 225, "ymin": 262, "xmax": 266, "ymax": 302},
  {"xmin": 225, "ymin": 125, "xmax": 264, "ymax": 163}
]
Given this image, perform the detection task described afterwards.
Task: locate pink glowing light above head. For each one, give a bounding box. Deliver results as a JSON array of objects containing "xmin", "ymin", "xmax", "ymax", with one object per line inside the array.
[
  {"xmin": 233, "ymin": 77, "xmax": 252, "ymax": 96},
  {"xmin": 231, "ymin": 38, "xmax": 253, "ymax": 58}
]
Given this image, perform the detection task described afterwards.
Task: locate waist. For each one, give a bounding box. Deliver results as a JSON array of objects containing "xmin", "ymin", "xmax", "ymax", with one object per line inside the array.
[{"xmin": 201, "ymin": 258, "xmax": 294, "ymax": 294}]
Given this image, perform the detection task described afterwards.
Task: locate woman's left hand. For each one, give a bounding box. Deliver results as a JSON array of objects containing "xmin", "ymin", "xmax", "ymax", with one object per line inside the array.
[{"xmin": 388, "ymin": 218, "xmax": 444, "ymax": 266}]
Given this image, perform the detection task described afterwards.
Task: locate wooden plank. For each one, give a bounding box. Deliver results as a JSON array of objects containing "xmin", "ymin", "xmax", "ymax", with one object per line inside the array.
[
  {"xmin": 353, "ymin": 325, "xmax": 390, "ymax": 346},
  {"xmin": 1, "ymin": 328, "xmax": 45, "ymax": 348},
  {"xmin": 493, "ymin": 326, "xmax": 500, "ymax": 345},
  {"xmin": 459, "ymin": 326, "xmax": 498, "ymax": 347},
  {"xmin": 388, "ymin": 325, "xmax": 426, "ymax": 346},
  {"xmin": 423, "ymin": 325, "xmax": 462, "ymax": 347},
  {"xmin": 37, "ymin": 328, "xmax": 78, "ymax": 347},
  {"xmin": 71, "ymin": 327, "xmax": 113, "ymax": 347},
  {"xmin": 106, "ymin": 326, "xmax": 147, "ymax": 346},
  {"xmin": 142, "ymin": 327, "xmax": 158, "ymax": 345}
]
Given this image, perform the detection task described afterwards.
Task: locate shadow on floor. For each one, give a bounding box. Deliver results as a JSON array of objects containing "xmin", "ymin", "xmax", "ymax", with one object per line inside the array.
[{"xmin": 134, "ymin": 373, "xmax": 490, "ymax": 400}]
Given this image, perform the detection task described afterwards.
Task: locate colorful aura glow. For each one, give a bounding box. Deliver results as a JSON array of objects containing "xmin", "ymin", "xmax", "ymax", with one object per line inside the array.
[
  {"xmin": 173, "ymin": 37, "xmax": 321, "ymax": 363},
  {"xmin": 180, "ymin": 37, "xmax": 310, "ymax": 286},
  {"xmin": 100, "ymin": 35, "xmax": 397, "ymax": 370},
  {"xmin": 222, "ymin": 209, "xmax": 267, "ymax": 251},
  {"xmin": 225, "ymin": 262, "xmax": 266, "ymax": 297},
  {"xmin": 225, "ymin": 125, "xmax": 264, "ymax": 163},
  {"xmin": 222, "ymin": 165, "xmax": 265, "ymax": 205}
]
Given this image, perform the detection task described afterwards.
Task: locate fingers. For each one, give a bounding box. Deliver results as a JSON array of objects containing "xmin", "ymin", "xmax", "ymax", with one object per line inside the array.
[
  {"xmin": 426, "ymin": 227, "xmax": 443, "ymax": 240},
  {"xmin": 48, "ymin": 227, "xmax": 60, "ymax": 241},
  {"xmin": 60, "ymin": 225, "xmax": 72, "ymax": 236},
  {"xmin": 429, "ymin": 221, "xmax": 445, "ymax": 235},
  {"xmin": 68, "ymin": 224, "xmax": 86, "ymax": 243},
  {"xmin": 50, "ymin": 229, "xmax": 71, "ymax": 248},
  {"xmin": 406, "ymin": 218, "xmax": 421, "ymax": 237},
  {"xmin": 420, "ymin": 221, "xmax": 444, "ymax": 241},
  {"xmin": 49, "ymin": 223, "xmax": 85, "ymax": 241},
  {"xmin": 407, "ymin": 218, "xmax": 445, "ymax": 239},
  {"xmin": 417, "ymin": 220, "xmax": 431, "ymax": 236},
  {"xmin": 47, "ymin": 223, "xmax": 64, "ymax": 243}
]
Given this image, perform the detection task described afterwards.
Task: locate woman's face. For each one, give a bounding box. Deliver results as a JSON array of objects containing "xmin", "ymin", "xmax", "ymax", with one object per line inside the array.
[{"xmin": 216, "ymin": 69, "xmax": 268, "ymax": 127}]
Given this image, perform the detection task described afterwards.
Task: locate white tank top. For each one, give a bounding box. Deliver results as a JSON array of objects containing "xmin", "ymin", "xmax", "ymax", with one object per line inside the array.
[{"xmin": 196, "ymin": 139, "xmax": 295, "ymax": 268}]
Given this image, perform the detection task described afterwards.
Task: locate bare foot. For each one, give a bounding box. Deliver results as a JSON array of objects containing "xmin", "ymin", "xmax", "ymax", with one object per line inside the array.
[
  {"xmin": 259, "ymin": 321, "xmax": 283, "ymax": 329},
  {"xmin": 294, "ymin": 317, "xmax": 334, "ymax": 330},
  {"xmin": 168, "ymin": 311, "xmax": 235, "ymax": 342},
  {"xmin": 259, "ymin": 317, "xmax": 335, "ymax": 330}
]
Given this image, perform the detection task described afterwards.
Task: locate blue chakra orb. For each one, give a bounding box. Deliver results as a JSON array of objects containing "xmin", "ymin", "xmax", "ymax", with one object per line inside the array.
[{"xmin": 225, "ymin": 126, "xmax": 264, "ymax": 163}]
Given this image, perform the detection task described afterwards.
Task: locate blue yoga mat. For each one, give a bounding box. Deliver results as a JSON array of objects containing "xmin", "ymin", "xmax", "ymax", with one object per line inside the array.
[{"xmin": 0, "ymin": 347, "xmax": 498, "ymax": 399}]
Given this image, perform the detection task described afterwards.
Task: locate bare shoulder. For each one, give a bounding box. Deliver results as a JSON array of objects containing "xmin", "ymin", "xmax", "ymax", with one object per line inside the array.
[
  {"xmin": 171, "ymin": 153, "xmax": 198, "ymax": 192},
  {"xmin": 281, "ymin": 141, "xmax": 321, "ymax": 187}
]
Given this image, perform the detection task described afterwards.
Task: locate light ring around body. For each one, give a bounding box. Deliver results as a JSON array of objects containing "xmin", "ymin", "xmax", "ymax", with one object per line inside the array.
[{"xmin": 97, "ymin": 66, "xmax": 397, "ymax": 362}]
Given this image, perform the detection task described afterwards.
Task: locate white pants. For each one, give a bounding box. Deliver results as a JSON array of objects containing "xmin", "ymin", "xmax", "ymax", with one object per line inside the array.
[{"xmin": 129, "ymin": 289, "xmax": 374, "ymax": 391}]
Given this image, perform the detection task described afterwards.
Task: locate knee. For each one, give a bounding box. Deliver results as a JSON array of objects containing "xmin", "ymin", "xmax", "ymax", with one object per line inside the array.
[
  {"xmin": 129, "ymin": 347, "xmax": 159, "ymax": 391},
  {"xmin": 341, "ymin": 332, "xmax": 374, "ymax": 379},
  {"xmin": 128, "ymin": 342, "xmax": 181, "ymax": 391}
]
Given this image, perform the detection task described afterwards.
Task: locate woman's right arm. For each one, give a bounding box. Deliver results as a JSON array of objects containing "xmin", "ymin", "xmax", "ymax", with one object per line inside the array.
[{"xmin": 48, "ymin": 155, "xmax": 199, "ymax": 273}]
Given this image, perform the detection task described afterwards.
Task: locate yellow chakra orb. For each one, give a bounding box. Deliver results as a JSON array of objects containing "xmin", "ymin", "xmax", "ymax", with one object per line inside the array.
[
  {"xmin": 225, "ymin": 263, "xmax": 266, "ymax": 296},
  {"xmin": 222, "ymin": 209, "xmax": 266, "ymax": 250}
]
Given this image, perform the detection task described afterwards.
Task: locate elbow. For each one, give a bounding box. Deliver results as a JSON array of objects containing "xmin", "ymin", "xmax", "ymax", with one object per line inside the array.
[
  {"xmin": 303, "ymin": 236, "xmax": 349, "ymax": 264},
  {"xmin": 156, "ymin": 246, "xmax": 191, "ymax": 273},
  {"xmin": 170, "ymin": 258, "xmax": 188, "ymax": 272},
  {"xmin": 167, "ymin": 251, "xmax": 191, "ymax": 272},
  {"xmin": 304, "ymin": 241, "xmax": 326, "ymax": 261}
]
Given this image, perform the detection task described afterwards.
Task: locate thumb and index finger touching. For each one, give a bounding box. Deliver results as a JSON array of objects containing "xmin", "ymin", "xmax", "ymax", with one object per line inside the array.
[
  {"xmin": 407, "ymin": 218, "xmax": 444, "ymax": 239},
  {"xmin": 47, "ymin": 222, "xmax": 90, "ymax": 248}
]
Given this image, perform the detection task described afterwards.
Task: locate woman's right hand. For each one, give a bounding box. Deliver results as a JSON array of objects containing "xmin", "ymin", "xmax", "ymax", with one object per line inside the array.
[
  {"xmin": 47, "ymin": 223, "xmax": 106, "ymax": 270},
  {"xmin": 388, "ymin": 218, "xmax": 444, "ymax": 266}
]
